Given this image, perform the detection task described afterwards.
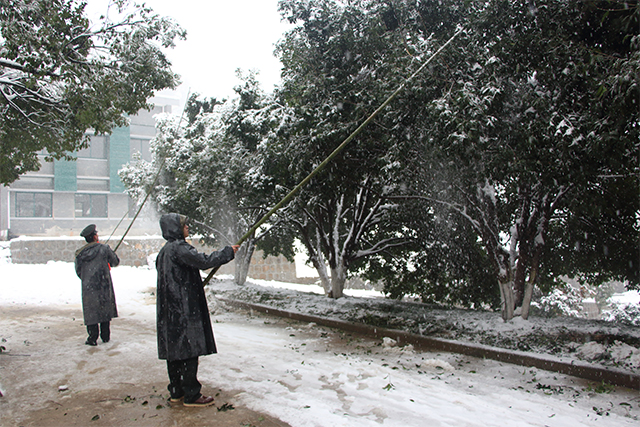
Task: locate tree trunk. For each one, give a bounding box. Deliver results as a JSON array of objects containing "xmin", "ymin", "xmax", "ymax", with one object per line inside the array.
[
  {"xmin": 297, "ymin": 227, "xmax": 332, "ymax": 295},
  {"xmin": 299, "ymin": 232, "xmax": 331, "ymax": 294},
  {"xmin": 329, "ymin": 265, "xmax": 347, "ymax": 299},
  {"xmin": 513, "ymin": 253, "xmax": 529, "ymax": 309},
  {"xmin": 520, "ymin": 273, "xmax": 535, "ymax": 320},
  {"xmin": 499, "ymin": 279, "xmax": 515, "ymax": 321},
  {"xmin": 483, "ymin": 228, "xmax": 515, "ymax": 322},
  {"xmin": 310, "ymin": 255, "xmax": 331, "ymax": 294},
  {"xmin": 521, "ymin": 248, "xmax": 542, "ymax": 320},
  {"xmin": 234, "ymin": 240, "xmax": 255, "ymax": 286}
]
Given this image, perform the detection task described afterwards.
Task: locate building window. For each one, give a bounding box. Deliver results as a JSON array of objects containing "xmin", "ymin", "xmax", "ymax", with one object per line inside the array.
[
  {"xmin": 75, "ymin": 194, "xmax": 107, "ymax": 217},
  {"xmin": 15, "ymin": 192, "xmax": 52, "ymax": 217},
  {"xmin": 130, "ymin": 137, "xmax": 152, "ymax": 162},
  {"xmin": 77, "ymin": 135, "xmax": 108, "ymax": 159}
]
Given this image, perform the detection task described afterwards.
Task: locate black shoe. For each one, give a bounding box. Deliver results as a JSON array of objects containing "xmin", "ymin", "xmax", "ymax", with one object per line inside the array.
[
  {"xmin": 85, "ymin": 339, "xmax": 97, "ymax": 346},
  {"xmin": 102, "ymin": 339, "xmax": 109, "ymax": 343}
]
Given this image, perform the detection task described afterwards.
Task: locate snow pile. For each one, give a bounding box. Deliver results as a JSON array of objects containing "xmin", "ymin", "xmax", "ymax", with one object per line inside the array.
[
  {"xmin": 382, "ymin": 336, "xmax": 397, "ymax": 348},
  {"xmin": 420, "ymin": 359, "xmax": 456, "ymax": 373},
  {"xmin": 381, "ymin": 337, "xmax": 415, "ymax": 356},
  {"xmin": 609, "ymin": 342, "xmax": 640, "ymax": 370},
  {"xmin": 576, "ymin": 341, "xmax": 640, "ymax": 371},
  {"xmin": 576, "ymin": 342, "xmax": 607, "ymax": 361}
]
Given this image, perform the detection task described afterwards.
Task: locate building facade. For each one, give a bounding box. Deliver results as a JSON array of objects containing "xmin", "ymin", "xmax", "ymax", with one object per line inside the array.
[{"xmin": 0, "ymin": 97, "xmax": 179, "ymax": 240}]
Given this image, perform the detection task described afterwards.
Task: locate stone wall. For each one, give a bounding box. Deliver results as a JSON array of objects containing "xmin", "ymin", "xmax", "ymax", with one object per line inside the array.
[
  {"xmin": 9, "ymin": 237, "xmax": 298, "ymax": 282},
  {"xmin": 247, "ymin": 251, "xmax": 298, "ymax": 282}
]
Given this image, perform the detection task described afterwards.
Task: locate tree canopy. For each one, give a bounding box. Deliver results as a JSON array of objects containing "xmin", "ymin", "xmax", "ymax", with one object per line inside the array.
[
  {"xmin": 120, "ymin": 0, "xmax": 638, "ymax": 321},
  {"xmin": 270, "ymin": 0, "xmax": 638, "ymax": 314},
  {"xmin": 0, "ymin": 0, "xmax": 185, "ymax": 184},
  {"xmin": 120, "ymin": 72, "xmax": 289, "ymax": 285},
  {"xmin": 383, "ymin": 0, "xmax": 639, "ymax": 319}
]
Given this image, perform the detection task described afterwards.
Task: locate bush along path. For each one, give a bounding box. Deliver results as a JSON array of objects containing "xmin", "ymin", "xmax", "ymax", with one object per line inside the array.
[{"xmin": 207, "ymin": 279, "xmax": 640, "ymax": 390}]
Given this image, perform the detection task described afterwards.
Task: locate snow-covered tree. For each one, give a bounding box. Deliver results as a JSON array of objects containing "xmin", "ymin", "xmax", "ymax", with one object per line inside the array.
[
  {"xmin": 603, "ymin": 301, "xmax": 640, "ymax": 326},
  {"xmin": 120, "ymin": 72, "xmax": 291, "ymax": 285},
  {"xmin": 529, "ymin": 282, "xmax": 590, "ymax": 318},
  {"xmin": 0, "ymin": 0, "xmax": 185, "ymax": 184},
  {"xmin": 272, "ymin": 0, "xmax": 415, "ymax": 298},
  {"xmin": 392, "ymin": 0, "xmax": 639, "ymax": 320}
]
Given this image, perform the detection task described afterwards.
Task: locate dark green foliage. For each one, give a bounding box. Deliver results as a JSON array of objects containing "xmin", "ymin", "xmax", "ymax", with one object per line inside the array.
[
  {"xmin": 373, "ymin": 0, "xmax": 639, "ymax": 316},
  {"xmin": 272, "ymin": 0, "xmax": 425, "ymax": 296},
  {"xmin": 359, "ymin": 200, "xmax": 500, "ymax": 309},
  {"xmin": 124, "ymin": 0, "xmax": 637, "ymax": 312},
  {"xmin": 0, "ymin": 0, "xmax": 185, "ymax": 184},
  {"xmin": 545, "ymin": 176, "xmax": 640, "ymax": 289}
]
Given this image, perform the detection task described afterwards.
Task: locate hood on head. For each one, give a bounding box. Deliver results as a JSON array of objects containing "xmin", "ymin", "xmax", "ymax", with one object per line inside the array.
[
  {"xmin": 160, "ymin": 213, "xmax": 185, "ymax": 242},
  {"xmin": 75, "ymin": 242, "xmax": 100, "ymax": 259}
]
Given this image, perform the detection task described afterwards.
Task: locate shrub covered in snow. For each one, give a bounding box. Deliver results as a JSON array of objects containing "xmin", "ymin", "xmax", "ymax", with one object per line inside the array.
[
  {"xmin": 602, "ymin": 302, "xmax": 640, "ymax": 326},
  {"xmin": 529, "ymin": 283, "xmax": 587, "ymax": 318}
]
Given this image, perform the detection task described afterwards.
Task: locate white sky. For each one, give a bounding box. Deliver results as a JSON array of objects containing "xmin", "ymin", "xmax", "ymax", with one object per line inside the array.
[{"xmin": 87, "ymin": 0, "xmax": 293, "ymax": 107}]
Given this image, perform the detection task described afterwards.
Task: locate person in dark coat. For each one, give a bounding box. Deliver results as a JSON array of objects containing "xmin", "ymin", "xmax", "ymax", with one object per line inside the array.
[
  {"xmin": 156, "ymin": 213, "xmax": 238, "ymax": 407},
  {"xmin": 74, "ymin": 224, "xmax": 120, "ymax": 346}
]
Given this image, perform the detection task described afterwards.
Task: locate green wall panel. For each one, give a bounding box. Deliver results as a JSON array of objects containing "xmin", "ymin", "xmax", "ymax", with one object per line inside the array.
[{"xmin": 54, "ymin": 157, "xmax": 77, "ymax": 191}]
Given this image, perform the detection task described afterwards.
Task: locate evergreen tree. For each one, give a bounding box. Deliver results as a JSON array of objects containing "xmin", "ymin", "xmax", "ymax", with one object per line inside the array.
[
  {"xmin": 273, "ymin": 0, "xmax": 416, "ymax": 297},
  {"xmin": 393, "ymin": 0, "xmax": 639, "ymax": 320},
  {"xmin": 0, "ymin": 0, "xmax": 185, "ymax": 184},
  {"xmin": 120, "ymin": 72, "xmax": 288, "ymax": 285}
]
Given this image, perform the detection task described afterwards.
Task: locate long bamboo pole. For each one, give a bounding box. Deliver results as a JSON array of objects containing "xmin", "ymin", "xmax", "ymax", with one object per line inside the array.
[
  {"xmin": 202, "ymin": 28, "xmax": 463, "ymax": 286},
  {"xmin": 112, "ymin": 89, "xmax": 191, "ymax": 253},
  {"xmin": 113, "ymin": 158, "xmax": 167, "ymax": 253}
]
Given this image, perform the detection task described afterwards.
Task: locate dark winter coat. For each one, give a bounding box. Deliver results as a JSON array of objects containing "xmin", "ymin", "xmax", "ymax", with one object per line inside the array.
[
  {"xmin": 156, "ymin": 213, "xmax": 235, "ymax": 361},
  {"xmin": 75, "ymin": 242, "xmax": 120, "ymax": 326}
]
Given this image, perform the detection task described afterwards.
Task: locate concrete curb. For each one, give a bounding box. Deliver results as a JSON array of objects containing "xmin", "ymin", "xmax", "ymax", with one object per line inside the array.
[{"xmin": 219, "ymin": 298, "xmax": 640, "ymax": 390}]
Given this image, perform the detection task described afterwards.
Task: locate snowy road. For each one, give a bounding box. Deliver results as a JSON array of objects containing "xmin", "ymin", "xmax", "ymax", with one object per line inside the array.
[{"xmin": 0, "ymin": 261, "xmax": 638, "ymax": 426}]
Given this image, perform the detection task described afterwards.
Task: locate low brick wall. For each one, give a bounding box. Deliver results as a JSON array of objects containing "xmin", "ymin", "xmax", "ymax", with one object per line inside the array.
[
  {"xmin": 9, "ymin": 237, "xmax": 297, "ymax": 282},
  {"xmin": 10, "ymin": 238, "xmax": 82, "ymax": 265},
  {"xmin": 9, "ymin": 237, "xmax": 165, "ymax": 267}
]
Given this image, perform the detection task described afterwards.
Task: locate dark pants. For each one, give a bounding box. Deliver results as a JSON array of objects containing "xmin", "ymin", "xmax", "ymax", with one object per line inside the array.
[
  {"xmin": 167, "ymin": 357, "xmax": 201, "ymax": 403},
  {"xmin": 86, "ymin": 322, "xmax": 110, "ymax": 343}
]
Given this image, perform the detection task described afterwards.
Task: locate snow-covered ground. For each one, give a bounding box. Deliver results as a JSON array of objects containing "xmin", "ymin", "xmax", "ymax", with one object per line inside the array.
[
  {"xmin": 214, "ymin": 276, "xmax": 640, "ymax": 375},
  {"xmin": 0, "ymin": 249, "xmax": 638, "ymax": 426}
]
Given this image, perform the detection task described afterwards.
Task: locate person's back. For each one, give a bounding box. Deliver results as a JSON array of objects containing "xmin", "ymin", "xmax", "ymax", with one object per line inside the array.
[{"xmin": 74, "ymin": 224, "xmax": 119, "ymax": 346}]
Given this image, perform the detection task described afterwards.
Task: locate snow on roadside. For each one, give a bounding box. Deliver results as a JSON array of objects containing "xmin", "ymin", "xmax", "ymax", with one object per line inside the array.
[
  {"xmin": 0, "ymin": 261, "xmax": 155, "ymax": 317},
  {"xmin": 0, "ymin": 241, "xmax": 10, "ymax": 265},
  {"xmin": 211, "ymin": 278, "xmax": 640, "ymax": 374}
]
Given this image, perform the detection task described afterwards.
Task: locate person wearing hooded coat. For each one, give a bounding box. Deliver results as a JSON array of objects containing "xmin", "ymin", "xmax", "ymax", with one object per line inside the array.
[
  {"xmin": 74, "ymin": 224, "xmax": 120, "ymax": 346},
  {"xmin": 156, "ymin": 213, "xmax": 238, "ymax": 407}
]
